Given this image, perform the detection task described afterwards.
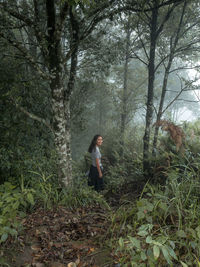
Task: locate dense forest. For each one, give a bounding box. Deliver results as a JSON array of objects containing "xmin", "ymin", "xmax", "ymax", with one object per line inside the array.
[{"xmin": 1, "ymin": 0, "xmax": 200, "ymax": 266}]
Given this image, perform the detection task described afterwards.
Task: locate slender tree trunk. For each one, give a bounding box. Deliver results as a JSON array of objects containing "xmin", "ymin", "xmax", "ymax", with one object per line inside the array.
[
  {"xmin": 152, "ymin": 62, "xmax": 171, "ymax": 155},
  {"xmin": 62, "ymin": 6, "xmax": 80, "ymax": 186},
  {"xmin": 99, "ymin": 94, "xmax": 103, "ymax": 133},
  {"xmin": 64, "ymin": 45, "xmax": 78, "ymax": 186},
  {"xmin": 64, "ymin": 99, "xmax": 72, "ymax": 186},
  {"xmin": 143, "ymin": 4, "xmax": 158, "ymax": 175},
  {"xmin": 152, "ymin": 0, "xmax": 186, "ymax": 155},
  {"xmin": 121, "ymin": 17, "xmax": 131, "ymax": 150}
]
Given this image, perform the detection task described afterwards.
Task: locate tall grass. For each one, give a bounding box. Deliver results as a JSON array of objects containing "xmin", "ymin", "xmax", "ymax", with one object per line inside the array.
[{"xmin": 109, "ymin": 163, "xmax": 200, "ymax": 266}]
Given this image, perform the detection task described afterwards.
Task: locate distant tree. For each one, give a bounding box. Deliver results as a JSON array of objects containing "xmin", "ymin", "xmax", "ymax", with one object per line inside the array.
[{"xmin": 152, "ymin": 0, "xmax": 200, "ymax": 154}]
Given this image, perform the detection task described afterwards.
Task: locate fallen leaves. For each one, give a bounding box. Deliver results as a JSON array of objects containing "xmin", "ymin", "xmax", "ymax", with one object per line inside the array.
[{"xmin": 15, "ymin": 205, "xmax": 110, "ymax": 266}]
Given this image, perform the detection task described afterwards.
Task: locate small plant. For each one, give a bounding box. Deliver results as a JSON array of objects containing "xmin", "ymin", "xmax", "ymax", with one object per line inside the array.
[
  {"xmin": 59, "ymin": 182, "xmax": 110, "ymax": 210},
  {"xmin": 28, "ymin": 171, "xmax": 60, "ymax": 209},
  {"xmin": 0, "ymin": 181, "xmax": 35, "ymax": 243},
  {"xmin": 111, "ymin": 181, "xmax": 200, "ymax": 266}
]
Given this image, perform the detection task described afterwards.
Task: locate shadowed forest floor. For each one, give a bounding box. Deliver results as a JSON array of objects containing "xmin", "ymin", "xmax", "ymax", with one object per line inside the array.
[
  {"xmin": 0, "ymin": 182, "xmax": 143, "ymax": 267},
  {"xmin": 1, "ymin": 205, "xmax": 112, "ymax": 267}
]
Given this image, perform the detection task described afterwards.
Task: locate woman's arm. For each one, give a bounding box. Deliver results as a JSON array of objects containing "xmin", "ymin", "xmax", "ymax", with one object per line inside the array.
[{"xmin": 96, "ymin": 158, "xmax": 102, "ymax": 178}]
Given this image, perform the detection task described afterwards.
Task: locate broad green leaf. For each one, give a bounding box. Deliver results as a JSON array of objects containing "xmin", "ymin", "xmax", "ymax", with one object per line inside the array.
[
  {"xmin": 146, "ymin": 235, "xmax": 153, "ymax": 244},
  {"xmin": 140, "ymin": 251, "xmax": 147, "ymax": 261},
  {"xmin": 161, "ymin": 246, "xmax": 172, "ymax": 264},
  {"xmin": 169, "ymin": 240, "xmax": 175, "ymax": 249},
  {"xmin": 146, "ymin": 202, "xmax": 154, "ymax": 211},
  {"xmin": 9, "ymin": 229, "xmax": 18, "ymax": 237},
  {"xmin": 1, "ymin": 233, "xmax": 8, "ymax": 242},
  {"xmin": 128, "ymin": 236, "xmax": 141, "ymax": 249},
  {"xmin": 137, "ymin": 230, "xmax": 148, "ymax": 237},
  {"xmin": 152, "ymin": 240, "xmax": 162, "ymax": 246},
  {"xmin": 168, "ymin": 246, "xmax": 178, "ymax": 260},
  {"xmin": 147, "ymin": 247, "xmax": 153, "ymax": 257},
  {"xmin": 137, "ymin": 210, "xmax": 145, "ymax": 220},
  {"xmin": 139, "ymin": 224, "xmax": 153, "ymax": 231},
  {"xmin": 177, "ymin": 230, "xmax": 187, "ymax": 238},
  {"xmin": 190, "ymin": 241, "xmax": 197, "ymax": 249},
  {"xmin": 153, "ymin": 245, "xmax": 160, "ymax": 259}
]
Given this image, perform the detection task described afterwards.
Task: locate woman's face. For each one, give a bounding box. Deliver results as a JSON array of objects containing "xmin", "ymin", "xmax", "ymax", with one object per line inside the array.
[{"xmin": 96, "ymin": 136, "xmax": 103, "ymax": 147}]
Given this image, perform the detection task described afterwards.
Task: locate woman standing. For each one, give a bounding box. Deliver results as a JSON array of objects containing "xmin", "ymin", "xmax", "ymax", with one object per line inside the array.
[{"xmin": 88, "ymin": 134, "xmax": 104, "ymax": 192}]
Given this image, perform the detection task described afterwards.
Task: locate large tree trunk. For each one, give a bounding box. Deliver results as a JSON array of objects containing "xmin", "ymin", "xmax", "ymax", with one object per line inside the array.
[
  {"xmin": 51, "ymin": 80, "xmax": 70, "ymax": 186},
  {"xmin": 143, "ymin": 4, "xmax": 158, "ymax": 175},
  {"xmin": 46, "ymin": 0, "xmax": 72, "ymax": 186}
]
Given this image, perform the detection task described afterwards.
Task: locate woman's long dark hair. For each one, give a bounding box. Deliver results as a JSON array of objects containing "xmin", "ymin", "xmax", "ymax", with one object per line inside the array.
[{"xmin": 88, "ymin": 134, "xmax": 102, "ymax": 153}]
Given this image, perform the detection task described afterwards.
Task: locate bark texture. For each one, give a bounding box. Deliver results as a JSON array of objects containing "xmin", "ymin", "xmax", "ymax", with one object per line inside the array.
[
  {"xmin": 121, "ymin": 17, "xmax": 131, "ymax": 151},
  {"xmin": 143, "ymin": 3, "xmax": 158, "ymax": 175}
]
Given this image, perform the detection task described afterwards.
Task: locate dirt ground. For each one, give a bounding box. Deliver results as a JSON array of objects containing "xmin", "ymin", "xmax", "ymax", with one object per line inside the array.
[{"xmin": 0, "ymin": 205, "xmax": 115, "ymax": 267}]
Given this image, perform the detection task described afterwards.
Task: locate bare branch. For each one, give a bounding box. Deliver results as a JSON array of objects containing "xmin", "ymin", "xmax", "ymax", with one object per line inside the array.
[
  {"xmin": 162, "ymin": 77, "xmax": 196, "ymax": 114},
  {"xmin": 130, "ymin": 52, "xmax": 148, "ymax": 66},
  {"xmin": 169, "ymin": 65, "xmax": 200, "ymax": 74},
  {"xmin": 175, "ymin": 99, "xmax": 199, "ymax": 103},
  {"xmin": 0, "ymin": 2, "xmax": 34, "ymax": 26},
  {"xmin": 10, "ymin": 98, "xmax": 53, "ymax": 132}
]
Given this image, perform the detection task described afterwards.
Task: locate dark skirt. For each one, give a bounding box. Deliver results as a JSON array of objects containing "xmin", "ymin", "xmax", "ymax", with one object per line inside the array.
[{"xmin": 88, "ymin": 165, "xmax": 104, "ymax": 192}]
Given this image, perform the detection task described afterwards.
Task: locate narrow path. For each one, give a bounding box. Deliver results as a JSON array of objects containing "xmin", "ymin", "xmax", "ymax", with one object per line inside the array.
[{"xmin": 2, "ymin": 205, "xmax": 112, "ymax": 267}]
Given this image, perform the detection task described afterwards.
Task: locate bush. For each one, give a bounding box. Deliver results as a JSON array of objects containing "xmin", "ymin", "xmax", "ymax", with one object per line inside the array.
[
  {"xmin": 110, "ymin": 180, "xmax": 200, "ymax": 266},
  {"xmin": 0, "ymin": 181, "xmax": 35, "ymax": 243}
]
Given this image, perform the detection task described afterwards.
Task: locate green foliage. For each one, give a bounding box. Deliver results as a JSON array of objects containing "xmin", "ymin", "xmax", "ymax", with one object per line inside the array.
[
  {"xmin": 28, "ymin": 171, "xmax": 60, "ymax": 210},
  {"xmin": 0, "ymin": 181, "xmax": 35, "ymax": 244},
  {"xmin": 59, "ymin": 183, "xmax": 110, "ymax": 210},
  {"xmin": 110, "ymin": 177, "xmax": 200, "ymax": 266},
  {"xmin": 0, "ymin": 167, "xmax": 110, "ymax": 245},
  {"xmin": 103, "ymin": 131, "xmax": 143, "ymax": 192},
  {"xmin": 28, "ymin": 167, "xmax": 109, "ymax": 211}
]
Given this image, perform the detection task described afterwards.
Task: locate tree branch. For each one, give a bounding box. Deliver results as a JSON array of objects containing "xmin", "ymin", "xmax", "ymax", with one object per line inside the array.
[
  {"xmin": 0, "ymin": 2, "xmax": 49, "ymax": 60},
  {"xmin": 10, "ymin": 98, "xmax": 53, "ymax": 132},
  {"xmin": 0, "ymin": 31, "xmax": 50, "ymax": 80},
  {"xmin": 162, "ymin": 77, "xmax": 196, "ymax": 114}
]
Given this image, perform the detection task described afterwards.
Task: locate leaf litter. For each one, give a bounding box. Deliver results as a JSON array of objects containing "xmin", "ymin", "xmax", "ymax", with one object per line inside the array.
[{"xmin": 3, "ymin": 205, "xmax": 112, "ymax": 267}]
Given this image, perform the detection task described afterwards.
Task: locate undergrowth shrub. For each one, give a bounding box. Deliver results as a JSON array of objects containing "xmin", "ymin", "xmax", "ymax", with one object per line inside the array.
[
  {"xmin": 28, "ymin": 171, "xmax": 61, "ymax": 210},
  {"xmin": 0, "ymin": 169, "xmax": 110, "ymax": 245},
  {"xmin": 110, "ymin": 177, "xmax": 200, "ymax": 267},
  {"xmin": 0, "ymin": 181, "xmax": 35, "ymax": 243},
  {"xmin": 59, "ymin": 183, "xmax": 110, "ymax": 210},
  {"xmin": 103, "ymin": 140, "xmax": 143, "ymax": 192}
]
